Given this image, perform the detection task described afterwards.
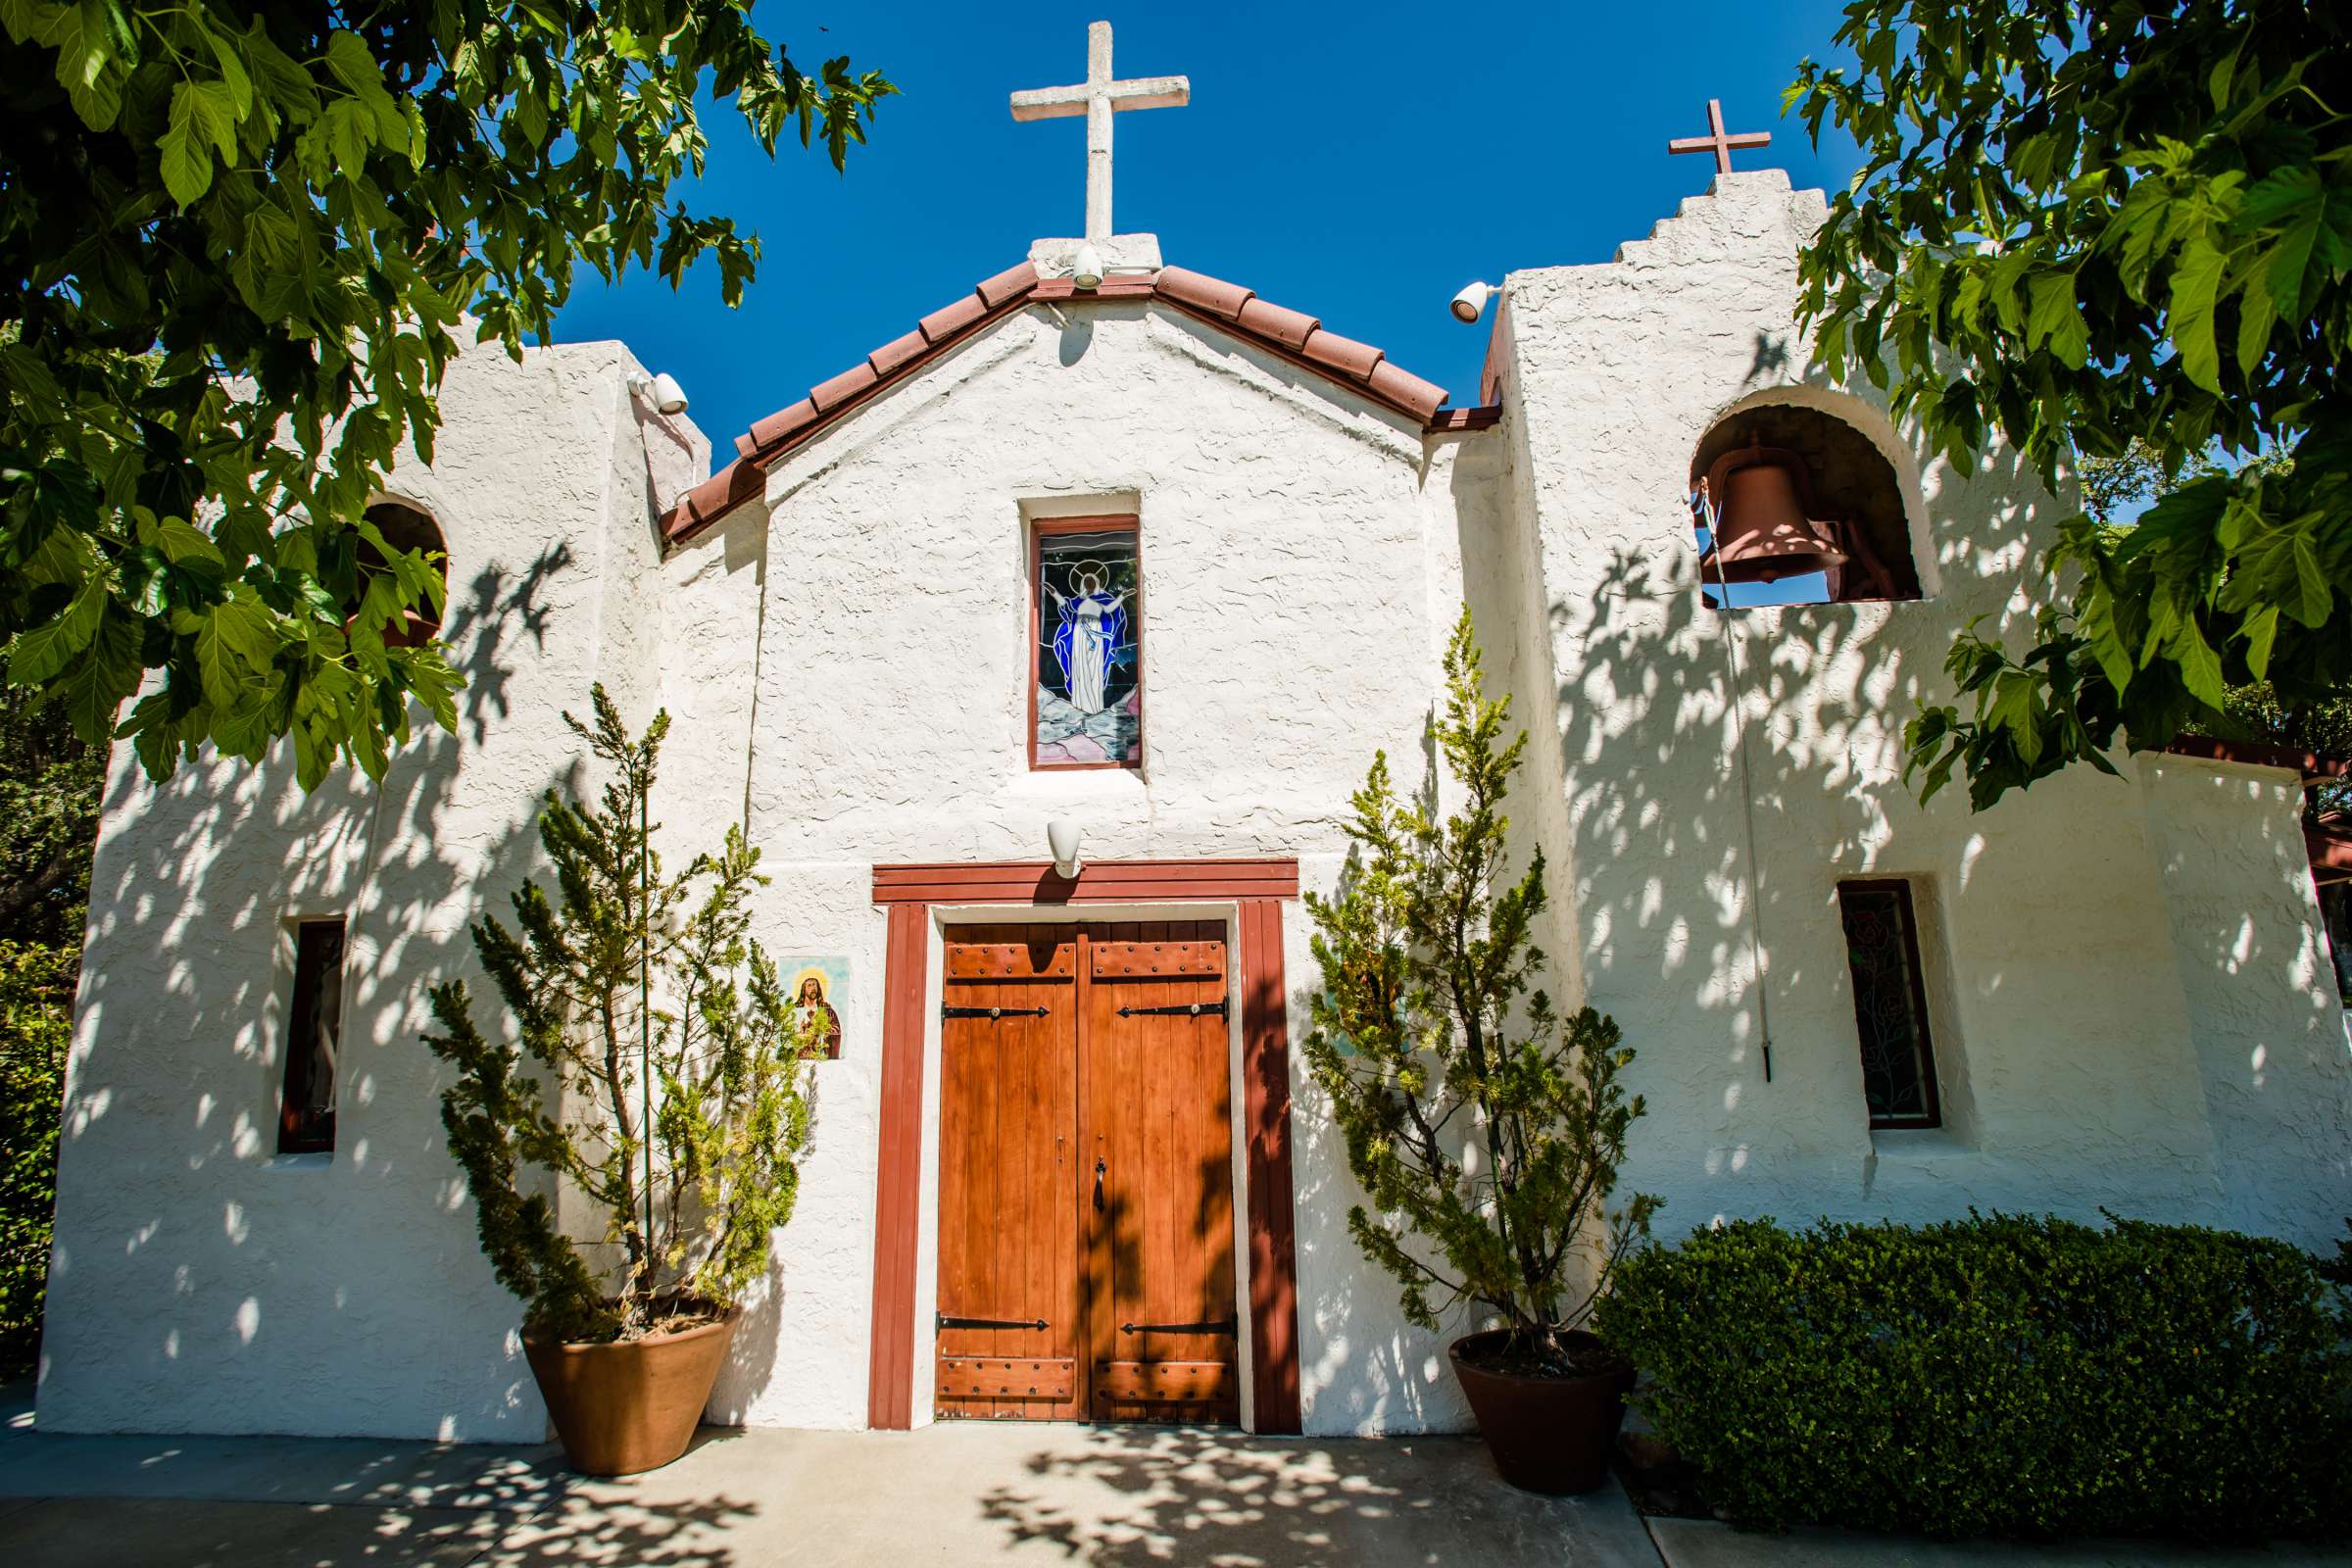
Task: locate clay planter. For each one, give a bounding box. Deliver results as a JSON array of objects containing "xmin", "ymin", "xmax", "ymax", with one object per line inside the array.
[
  {"xmin": 1448, "ymin": 1328, "xmax": 1636, "ymax": 1494},
  {"xmin": 523, "ymin": 1307, "xmax": 740, "ymax": 1477}
]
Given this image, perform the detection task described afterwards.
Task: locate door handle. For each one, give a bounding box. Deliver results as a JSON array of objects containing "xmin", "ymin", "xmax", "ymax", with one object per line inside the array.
[{"xmin": 1093, "ymin": 1157, "xmax": 1105, "ymax": 1210}]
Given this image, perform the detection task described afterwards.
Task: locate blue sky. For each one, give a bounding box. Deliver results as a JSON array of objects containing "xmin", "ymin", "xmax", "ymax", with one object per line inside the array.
[{"xmin": 551, "ymin": 1, "xmax": 1869, "ymax": 458}]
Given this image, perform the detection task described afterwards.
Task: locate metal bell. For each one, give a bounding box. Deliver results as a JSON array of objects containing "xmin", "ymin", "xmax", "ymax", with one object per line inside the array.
[{"xmin": 1698, "ymin": 442, "xmax": 1849, "ymax": 584}]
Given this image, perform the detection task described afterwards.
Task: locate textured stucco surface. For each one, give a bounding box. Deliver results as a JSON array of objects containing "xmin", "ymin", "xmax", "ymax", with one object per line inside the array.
[
  {"xmin": 1491, "ymin": 171, "xmax": 2349, "ymax": 1248},
  {"xmin": 40, "ymin": 341, "xmax": 704, "ymax": 1440},
  {"xmin": 656, "ymin": 299, "xmax": 1487, "ymax": 1437},
  {"xmin": 42, "ymin": 173, "xmax": 2352, "ymax": 1446}
]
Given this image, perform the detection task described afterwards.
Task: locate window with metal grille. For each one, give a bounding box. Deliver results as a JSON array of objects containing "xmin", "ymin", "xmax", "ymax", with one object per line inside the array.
[
  {"xmin": 1836, "ymin": 881, "xmax": 1941, "ymax": 1129},
  {"xmin": 277, "ymin": 919, "xmax": 347, "ymax": 1154}
]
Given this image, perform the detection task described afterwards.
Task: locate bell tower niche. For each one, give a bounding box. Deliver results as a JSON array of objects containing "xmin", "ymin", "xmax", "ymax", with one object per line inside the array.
[{"xmin": 1689, "ymin": 402, "xmax": 1921, "ymax": 607}]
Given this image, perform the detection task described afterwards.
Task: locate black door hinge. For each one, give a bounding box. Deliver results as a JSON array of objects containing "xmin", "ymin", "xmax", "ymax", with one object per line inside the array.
[
  {"xmin": 1118, "ymin": 1315, "xmax": 1239, "ymax": 1336},
  {"xmin": 941, "ymin": 1004, "xmax": 1052, "ymax": 1021},
  {"xmin": 937, "ymin": 1312, "xmax": 1049, "ymax": 1332},
  {"xmin": 1115, "ymin": 1000, "xmax": 1229, "ymax": 1019}
]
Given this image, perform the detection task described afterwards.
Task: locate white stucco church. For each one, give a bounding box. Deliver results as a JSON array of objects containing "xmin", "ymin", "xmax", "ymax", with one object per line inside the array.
[{"xmin": 36, "ymin": 30, "xmax": 2352, "ymax": 1445}]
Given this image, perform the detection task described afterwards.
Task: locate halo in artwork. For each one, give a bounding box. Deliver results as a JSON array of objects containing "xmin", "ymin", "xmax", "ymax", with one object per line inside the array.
[{"xmin": 789, "ymin": 966, "xmax": 831, "ymax": 1002}]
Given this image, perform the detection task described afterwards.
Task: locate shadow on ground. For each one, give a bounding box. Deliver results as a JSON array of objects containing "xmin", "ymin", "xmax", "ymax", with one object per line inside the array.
[{"xmin": 976, "ymin": 1423, "xmax": 1653, "ymax": 1567}]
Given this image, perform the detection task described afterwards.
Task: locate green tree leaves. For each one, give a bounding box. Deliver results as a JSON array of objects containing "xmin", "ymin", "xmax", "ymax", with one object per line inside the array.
[
  {"xmin": 1789, "ymin": 1, "xmax": 2351, "ymax": 808},
  {"xmin": 0, "ymin": 4, "xmax": 893, "ymax": 789}
]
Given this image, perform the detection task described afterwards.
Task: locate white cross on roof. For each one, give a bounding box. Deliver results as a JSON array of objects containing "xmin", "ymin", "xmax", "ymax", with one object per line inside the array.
[{"xmin": 1010, "ymin": 21, "xmax": 1189, "ymax": 241}]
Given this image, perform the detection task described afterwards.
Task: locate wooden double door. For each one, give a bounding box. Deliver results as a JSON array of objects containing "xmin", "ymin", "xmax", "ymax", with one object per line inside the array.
[{"xmin": 935, "ymin": 921, "xmax": 1240, "ymax": 1423}]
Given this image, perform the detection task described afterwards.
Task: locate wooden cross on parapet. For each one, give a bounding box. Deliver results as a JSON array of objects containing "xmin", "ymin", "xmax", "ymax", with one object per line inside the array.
[
  {"xmin": 1669, "ymin": 98, "xmax": 1772, "ymax": 175},
  {"xmin": 1010, "ymin": 21, "xmax": 1189, "ymax": 240}
]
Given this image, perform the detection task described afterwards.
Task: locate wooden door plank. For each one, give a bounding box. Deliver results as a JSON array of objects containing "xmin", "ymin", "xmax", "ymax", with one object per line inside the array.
[
  {"xmin": 1095, "ymin": 1360, "xmax": 1235, "ymax": 1402},
  {"xmin": 936, "ymin": 1357, "xmax": 1076, "ymax": 1399},
  {"xmin": 936, "ymin": 930, "xmax": 1080, "ymax": 1421},
  {"xmin": 1090, "ymin": 939, "xmax": 1224, "ymax": 979},
  {"xmin": 1076, "ymin": 919, "xmax": 1239, "ymax": 1426}
]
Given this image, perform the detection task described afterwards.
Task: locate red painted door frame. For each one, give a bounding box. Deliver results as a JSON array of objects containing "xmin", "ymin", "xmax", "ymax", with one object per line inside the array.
[{"xmin": 865, "ymin": 858, "xmax": 1303, "ymax": 1434}]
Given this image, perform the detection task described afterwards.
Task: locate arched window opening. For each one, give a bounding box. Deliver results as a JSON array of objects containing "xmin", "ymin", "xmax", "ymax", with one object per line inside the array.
[
  {"xmin": 354, "ymin": 499, "xmax": 448, "ymax": 648},
  {"xmin": 1689, "ymin": 404, "xmax": 1921, "ymax": 609}
]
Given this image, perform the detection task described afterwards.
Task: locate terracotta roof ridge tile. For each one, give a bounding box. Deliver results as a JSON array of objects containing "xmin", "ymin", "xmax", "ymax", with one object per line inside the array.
[
  {"xmin": 1154, "ymin": 266, "xmax": 1254, "ymax": 320},
  {"xmin": 1298, "ymin": 327, "xmax": 1384, "ymax": 382},
  {"xmin": 663, "ymin": 256, "xmax": 1480, "ymax": 547}
]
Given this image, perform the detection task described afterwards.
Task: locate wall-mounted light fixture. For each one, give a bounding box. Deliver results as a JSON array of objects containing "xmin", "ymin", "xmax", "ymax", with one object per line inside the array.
[
  {"xmin": 1448, "ymin": 281, "xmax": 1499, "ymax": 324},
  {"xmin": 1070, "ymin": 243, "xmax": 1105, "ymax": 291},
  {"xmin": 1048, "ymin": 819, "xmax": 1084, "ymax": 879},
  {"xmin": 627, "ymin": 370, "xmax": 690, "ymax": 415}
]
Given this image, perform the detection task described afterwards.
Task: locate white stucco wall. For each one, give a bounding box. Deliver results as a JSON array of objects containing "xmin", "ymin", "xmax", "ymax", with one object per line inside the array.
[
  {"xmin": 655, "ymin": 299, "xmax": 1490, "ymax": 1437},
  {"xmin": 2139, "ymin": 754, "xmax": 2352, "ymax": 1240},
  {"xmin": 1491, "ymin": 171, "xmax": 2349, "ymax": 1250},
  {"xmin": 39, "ymin": 341, "xmax": 704, "ymax": 1439}
]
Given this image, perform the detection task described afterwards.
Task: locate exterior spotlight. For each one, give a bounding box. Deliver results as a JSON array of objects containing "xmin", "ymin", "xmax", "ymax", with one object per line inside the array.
[
  {"xmin": 1071, "ymin": 243, "xmax": 1104, "ymax": 291},
  {"xmin": 1047, "ymin": 819, "xmax": 1084, "ymax": 879},
  {"xmin": 1449, "ymin": 281, "xmax": 1498, "ymax": 324},
  {"xmin": 628, "ymin": 370, "xmax": 690, "ymax": 416}
]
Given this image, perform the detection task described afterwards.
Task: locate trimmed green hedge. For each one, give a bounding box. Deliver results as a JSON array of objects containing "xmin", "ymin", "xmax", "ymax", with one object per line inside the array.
[{"xmin": 1594, "ymin": 1214, "xmax": 2352, "ymax": 1541}]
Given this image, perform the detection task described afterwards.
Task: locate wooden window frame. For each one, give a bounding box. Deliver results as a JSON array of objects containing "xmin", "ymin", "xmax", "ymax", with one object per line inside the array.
[
  {"xmin": 276, "ymin": 916, "xmax": 348, "ymax": 1155},
  {"xmin": 1028, "ymin": 514, "xmax": 1143, "ymax": 772},
  {"xmin": 1835, "ymin": 878, "xmax": 1943, "ymax": 1132}
]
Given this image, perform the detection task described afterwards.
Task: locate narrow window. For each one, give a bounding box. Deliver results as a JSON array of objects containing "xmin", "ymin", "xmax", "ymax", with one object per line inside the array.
[
  {"xmin": 1031, "ymin": 516, "xmax": 1141, "ymax": 768},
  {"xmin": 1836, "ymin": 881, "xmax": 1941, "ymax": 1129},
  {"xmin": 277, "ymin": 919, "xmax": 347, "ymax": 1153}
]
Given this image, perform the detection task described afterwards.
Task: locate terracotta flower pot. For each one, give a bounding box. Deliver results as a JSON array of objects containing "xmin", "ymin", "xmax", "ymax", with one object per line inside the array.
[
  {"xmin": 523, "ymin": 1307, "xmax": 740, "ymax": 1477},
  {"xmin": 1448, "ymin": 1327, "xmax": 1636, "ymax": 1494}
]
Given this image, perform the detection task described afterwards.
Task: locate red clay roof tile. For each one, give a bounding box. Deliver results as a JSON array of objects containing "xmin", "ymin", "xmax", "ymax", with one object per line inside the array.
[
  {"xmin": 918, "ymin": 292, "xmax": 988, "ymax": 344},
  {"xmin": 1299, "ymin": 328, "xmax": 1383, "ymax": 381},
  {"xmin": 975, "ymin": 261, "xmax": 1041, "ymax": 309},
  {"xmin": 741, "ymin": 398, "xmax": 819, "ymax": 458},
  {"xmin": 662, "ymin": 258, "xmax": 1476, "ymax": 545},
  {"xmin": 808, "ymin": 362, "xmax": 879, "ymax": 413},
  {"xmin": 1233, "ymin": 297, "xmax": 1319, "ymax": 351},
  {"xmin": 665, "ymin": 459, "xmax": 765, "ymax": 541},
  {"xmin": 868, "ymin": 328, "xmax": 930, "ymax": 378},
  {"xmin": 1364, "ymin": 361, "xmax": 1448, "ymax": 422},
  {"xmin": 1154, "ymin": 266, "xmax": 1253, "ymax": 319}
]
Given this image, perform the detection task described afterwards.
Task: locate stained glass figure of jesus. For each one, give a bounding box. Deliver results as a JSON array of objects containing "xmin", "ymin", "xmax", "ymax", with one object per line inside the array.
[{"xmin": 1034, "ymin": 523, "xmax": 1141, "ymax": 766}]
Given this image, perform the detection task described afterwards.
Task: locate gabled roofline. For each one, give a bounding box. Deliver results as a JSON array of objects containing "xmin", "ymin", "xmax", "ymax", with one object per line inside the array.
[{"xmin": 660, "ymin": 261, "xmax": 1497, "ymax": 546}]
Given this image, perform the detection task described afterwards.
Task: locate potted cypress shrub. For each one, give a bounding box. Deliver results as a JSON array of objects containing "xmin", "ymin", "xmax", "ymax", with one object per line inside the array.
[
  {"xmin": 1303, "ymin": 611, "xmax": 1659, "ymax": 1494},
  {"xmin": 424, "ymin": 687, "xmax": 815, "ymax": 1476}
]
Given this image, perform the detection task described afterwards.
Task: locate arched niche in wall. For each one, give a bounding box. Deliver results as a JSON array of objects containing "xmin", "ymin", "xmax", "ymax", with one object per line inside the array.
[
  {"xmin": 1688, "ymin": 397, "xmax": 1927, "ymax": 608},
  {"xmin": 357, "ymin": 498, "xmax": 449, "ymax": 648}
]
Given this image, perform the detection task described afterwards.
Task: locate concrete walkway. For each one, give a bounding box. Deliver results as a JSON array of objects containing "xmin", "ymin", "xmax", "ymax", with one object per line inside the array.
[
  {"xmin": 0, "ymin": 1387, "xmax": 1657, "ymax": 1567},
  {"xmin": 6, "ymin": 1386, "xmax": 2346, "ymax": 1567}
]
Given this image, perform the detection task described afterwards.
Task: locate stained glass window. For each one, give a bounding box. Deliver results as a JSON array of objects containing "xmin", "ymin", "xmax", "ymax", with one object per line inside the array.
[
  {"xmin": 1033, "ymin": 521, "xmax": 1141, "ymax": 767},
  {"xmin": 1836, "ymin": 881, "xmax": 1941, "ymax": 1129}
]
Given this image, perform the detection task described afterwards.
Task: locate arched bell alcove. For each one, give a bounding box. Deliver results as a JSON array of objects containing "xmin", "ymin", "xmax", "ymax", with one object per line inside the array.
[
  {"xmin": 356, "ymin": 497, "xmax": 450, "ymax": 648},
  {"xmin": 1689, "ymin": 400, "xmax": 1923, "ymax": 606}
]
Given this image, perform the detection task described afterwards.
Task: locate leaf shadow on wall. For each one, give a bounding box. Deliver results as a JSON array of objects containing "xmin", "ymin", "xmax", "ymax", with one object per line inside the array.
[
  {"xmin": 40, "ymin": 543, "xmax": 598, "ymax": 1442},
  {"xmin": 1450, "ymin": 409, "xmax": 2320, "ymax": 1238}
]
